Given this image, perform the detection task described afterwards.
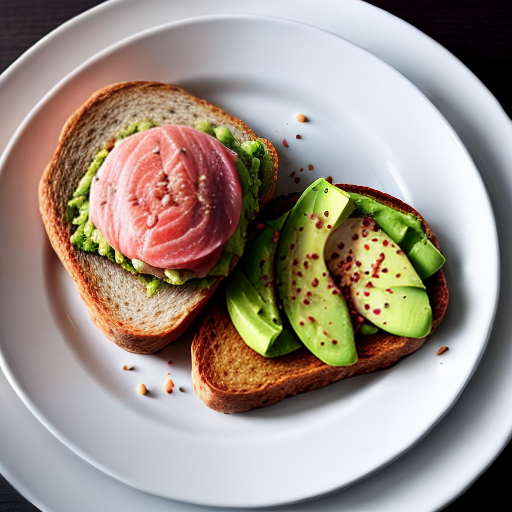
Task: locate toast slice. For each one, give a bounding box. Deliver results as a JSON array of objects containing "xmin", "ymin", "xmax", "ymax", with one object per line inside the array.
[
  {"xmin": 39, "ymin": 81, "xmax": 278, "ymax": 354},
  {"xmin": 191, "ymin": 185, "xmax": 449, "ymax": 413}
]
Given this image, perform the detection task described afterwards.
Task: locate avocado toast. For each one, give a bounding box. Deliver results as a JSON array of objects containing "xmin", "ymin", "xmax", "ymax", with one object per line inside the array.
[
  {"xmin": 39, "ymin": 81, "xmax": 278, "ymax": 354},
  {"xmin": 191, "ymin": 182, "xmax": 449, "ymax": 413}
]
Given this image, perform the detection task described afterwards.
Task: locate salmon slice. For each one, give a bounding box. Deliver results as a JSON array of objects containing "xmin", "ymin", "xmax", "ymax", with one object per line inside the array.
[{"xmin": 89, "ymin": 125, "xmax": 242, "ymax": 276}]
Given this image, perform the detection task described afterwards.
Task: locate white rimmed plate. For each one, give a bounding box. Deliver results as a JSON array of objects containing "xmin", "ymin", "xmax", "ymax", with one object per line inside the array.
[{"xmin": 0, "ymin": 11, "xmax": 498, "ymax": 509}]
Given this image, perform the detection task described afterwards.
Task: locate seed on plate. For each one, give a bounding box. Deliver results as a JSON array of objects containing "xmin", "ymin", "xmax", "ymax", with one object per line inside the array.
[
  {"xmin": 436, "ymin": 346, "xmax": 449, "ymax": 355},
  {"xmin": 163, "ymin": 373, "xmax": 175, "ymax": 394},
  {"xmin": 137, "ymin": 383, "xmax": 148, "ymax": 395}
]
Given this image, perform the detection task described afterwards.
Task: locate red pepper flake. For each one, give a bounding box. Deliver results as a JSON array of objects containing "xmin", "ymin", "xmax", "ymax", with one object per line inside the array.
[
  {"xmin": 310, "ymin": 213, "xmax": 318, "ymax": 220},
  {"xmin": 352, "ymin": 272, "xmax": 360, "ymax": 283},
  {"xmin": 327, "ymin": 224, "xmax": 333, "ymax": 229},
  {"xmin": 320, "ymin": 341, "xmax": 325, "ymax": 346},
  {"xmin": 303, "ymin": 299, "xmax": 310, "ymax": 305},
  {"xmin": 290, "ymin": 243, "xmax": 296, "ymax": 250},
  {"xmin": 299, "ymin": 167, "xmax": 304, "ymax": 173},
  {"xmin": 383, "ymin": 239, "xmax": 389, "ymax": 247},
  {"xmin": 306, "ymin": 291, "xmax": 313, "ymax": 297},
  {"xmin": 298, "ymin": 226, "xmax": 304, "ymax": 232},
  {"xmin": 373, "ymin": 309, "xmax": 381, "ymax": 315},
  {"xmin": 337, "ymin": 242, "xmax": 345, "ymax": 250},
  {"xmin": 256, "ymin": 223, "xmax": 265, "ymax": 230},
  {"xmin": 167, "ymin": 360, "xmax": 174, "ymax": 365},
  {"xmin": 283, "ymin": 139, "xmax": 289, "ymax": 147},
  {"xmin": 291, "ymin": 296, "xmax": 297, "ymax": 301},
  {"xmin": 364, "ymin": 304, "xmax": 370, "ymax": 310},
  {"xmin": 372, "ymin": 238, "xmax": 378, "ymax": 242},
  {"xmin": 299, "ymin": 320, "xmax": 305, "ymax": 326},
  {"xmin": 324, "ymin": 210, "xmax": 330, "ymax": 217},
  {"xmin": 315, "ymin": 219, "xmax": 324, "ymax": 229},
  {"xmin": 396, "ymin": 273, "xmax": 401, "ymax": 278},
  {"xmin": 356, "ymin": 260, "xmax": 362, "ymax": 267},
  {"xmin": 325, "ymin": 176, "xmax": 333, "ymax": 183},
  {"xmin": 297, "ymin": 271, "xmax": 303, "ymax": 277},
  {"xmin": 332, "ymin": 340, "xmax": 338, "ymax": 345},
  {"xmin": 362, "ymin": 217, "xmax": 371, "ymax": 227},
  {"xmin": 312, "ymin": 278, "xmax": 319, "ymax": 287},
  {"xmin": 363, "ymin": 291, "xmax": 370, "ymax": 297},
  {"xmin": 436, "ymin": 346, "xmax": 449, "ymax": 355},
  {"xmin": 294, "ymin": 177, "xmax": 301, "ymax": 184},
  {"xmin": 364, "ymin": 244, "xmax": 370, "ymax": 250},
  {"xmin": 289, "ymin": 171, "xmax": 296, "ymax": 177},
  {"xmin": 330, "ymin": 252, "xmax": 340, "ymax": 260},
  {"xmin": 308, "ymin": 164, "xmax": 314, "ymax": 171},
  {"xmin": 311, "ymin": 253, "xmax": 319, "ymax": 260},
  {"xmin": 372, "ymin": 252, "xmax": 386, "ymax": 278},
  {"xmin": 352, "ymin": 233, "xmax": 359, "ymax": 241},
  {"xmin": 304, "ymin": 260, "xmax": 309, "ymax": 269},
  {"xmin": 293, "ymin": 258, "xmax": 299, "ymax": 266},
  {"xmin": 308, "ymin": 316, "xmax": 316, "ymax": 322},
  {"xmin": 385, "ymin": 288, "xmax": 394, "ymax": 293},
  {"xmin": 296, "ymin": 134, "xmax": 302, "ymax": 139}
]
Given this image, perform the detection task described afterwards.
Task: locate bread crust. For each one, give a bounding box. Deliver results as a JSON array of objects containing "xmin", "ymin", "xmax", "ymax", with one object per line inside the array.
[
  {"xmin": 39, "ymin": 81, "xmax": 278, "ymax": 354},
  {"xmin": 191, "ymin": 184, "xmax": 449, "ymax": 413}
]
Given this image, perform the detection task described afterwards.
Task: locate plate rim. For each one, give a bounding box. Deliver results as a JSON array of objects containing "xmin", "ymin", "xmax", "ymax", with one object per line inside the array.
[{"xmin": 0, "ymin": 1, "xmax": 508, "ymax": 512}]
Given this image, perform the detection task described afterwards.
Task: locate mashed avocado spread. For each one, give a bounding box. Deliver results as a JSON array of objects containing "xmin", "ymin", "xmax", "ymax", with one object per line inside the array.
[{"xmin": 67, "ymin": 120, "xmax": 274, "ymax": 296}]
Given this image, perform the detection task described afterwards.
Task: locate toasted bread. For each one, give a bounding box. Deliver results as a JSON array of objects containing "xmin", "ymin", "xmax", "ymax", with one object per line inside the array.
[
  {"xmin": 39, "ymin": 81, "xmax": 278, "ymax": 354},
  {"xmin": 191, "ymin": 184, "xmax": 449, "ymax": 413}
]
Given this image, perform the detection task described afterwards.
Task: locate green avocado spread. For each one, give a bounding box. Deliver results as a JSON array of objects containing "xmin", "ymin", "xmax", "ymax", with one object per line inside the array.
[{"xmin": 67, "ymin": 120, "xmax": 274, "ymax": 296}]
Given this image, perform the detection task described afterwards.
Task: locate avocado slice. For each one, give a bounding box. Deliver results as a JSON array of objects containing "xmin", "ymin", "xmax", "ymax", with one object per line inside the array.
[
  {"xmin": 326, "ymin": 216, "xmax": 432, "ymax": 338},
  {"xmin": 226, "ymin": 269, "xmax": 300, "ymax": 357},
  {"xmin": 226, "ymin": 215, "xmax": 301, "ymax": 358},
  {"xmin": 276, "ymin": 179, "xmax": 357, "ymax": 366},
  {"xmin": 349, "ymin": 192, "xmax": 445, "ymax": 279}
]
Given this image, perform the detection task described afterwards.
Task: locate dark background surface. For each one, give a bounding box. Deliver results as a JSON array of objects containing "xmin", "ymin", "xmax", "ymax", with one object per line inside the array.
[{"xmin": 0, "ymin": 0, "xmax": 510, "ymax": 510}]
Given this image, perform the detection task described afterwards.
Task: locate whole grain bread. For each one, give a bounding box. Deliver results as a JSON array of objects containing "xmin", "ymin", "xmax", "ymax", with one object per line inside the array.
[
  {"xmin": 191, "ymin": 184, "xmax": 449, "ymax": 413},
  {"xmin": 39, "ymin": 81, "xmax": 278, "ymax": 354}
]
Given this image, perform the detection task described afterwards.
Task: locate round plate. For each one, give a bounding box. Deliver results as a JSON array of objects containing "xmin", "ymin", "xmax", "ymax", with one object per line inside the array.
[{"xmin": 0, "ymin": 12, "xmax": 498, "ymax": 509}]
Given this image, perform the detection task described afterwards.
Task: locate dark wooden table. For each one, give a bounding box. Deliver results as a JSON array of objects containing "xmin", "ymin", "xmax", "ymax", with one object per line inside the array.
[{"xmin": 1, "ymin": 1, "xmax": 510, "ymax": 510}]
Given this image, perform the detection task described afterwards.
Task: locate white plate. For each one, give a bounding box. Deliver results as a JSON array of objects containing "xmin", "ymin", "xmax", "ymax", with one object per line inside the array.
[
  {"xmin": 0, "ymin": 12, "xmax": 498, "ymax": 507},
  {"xmin": 0, "ymin": 1, "xmax": 509, "ymax": 512}
]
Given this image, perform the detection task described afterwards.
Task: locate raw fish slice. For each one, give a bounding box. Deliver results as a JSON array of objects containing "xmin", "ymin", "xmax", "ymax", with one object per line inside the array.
[{"xmin": 89, "ymin": 125, "xmax": 242, "ymax": 275}]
